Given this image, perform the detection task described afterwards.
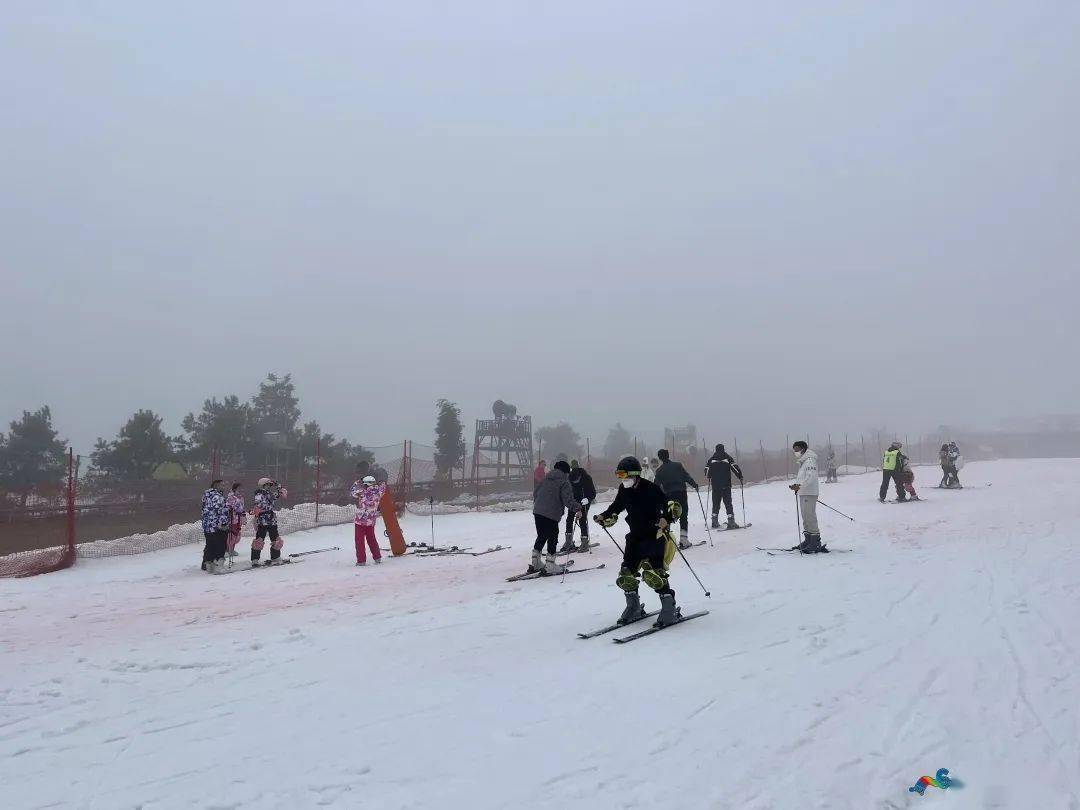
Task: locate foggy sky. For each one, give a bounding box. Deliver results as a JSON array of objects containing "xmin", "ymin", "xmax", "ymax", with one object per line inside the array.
[{"xmin": 3, "ymin": 1, "xmax": 1079, "ymax": 457}]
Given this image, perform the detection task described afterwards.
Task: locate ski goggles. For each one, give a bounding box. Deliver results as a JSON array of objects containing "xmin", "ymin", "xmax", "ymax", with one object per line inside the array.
[{"xmin": 614, "ymin": 469, "xmax": 641, "ymax": 480}]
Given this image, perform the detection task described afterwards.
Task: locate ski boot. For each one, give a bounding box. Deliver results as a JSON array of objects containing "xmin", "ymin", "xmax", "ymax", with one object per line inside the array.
[
  {"xmin": 618, "ymin": 590, "xmax": 647, "ymax": 625},
  {"xmin": 527, "ymin": 549, "xmax": 543, "ymax": 574},
  {"xmin": 655, "ymin": 592, "xmax": 682, "ymax": 627},
  {"xmin": 543, "ymin": 553, "xmax": 567, "ymax": 576},
  {"xmin": 678, "ymin": 531, "xmax": 693, "ymax": 550},
  {"xmin": 356, "ymin": 561, "xmax": 366, "ymax": 566},
  {"xmin": 796, "ymin": 532, "xmax": 825, "ymax": 554},
  {"xmin": 558, "ymin": 534, "xmax": 575, "ymax": 554},
  {"xmin": 726, "ymin": 517, "xmax": 738, "ymax": 530},
  {"xmin": 710, "ymin": 516, "xmax": 720, "ymax": 529},
  {"xmin": 373, "ymin": 558, "xmax": 382, "ymax": 565},
  {"xmin": 201, "ymin": 561, "xmax": 208, "ymax": 571},
  {"xmin": 574, "ymin": 537, "xmax": 592, "ymax": 553}
]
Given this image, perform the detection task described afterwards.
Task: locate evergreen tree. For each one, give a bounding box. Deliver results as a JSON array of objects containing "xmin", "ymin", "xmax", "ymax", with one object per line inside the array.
[
  {"xmin": 535, "ymin": 422, "xmax": 584, "ymax": 463},
  {"xmin": 602, "ymin": 422, "xmax": 634, "ymax": 460},
  {"xmin": 434, "ymin": 399, "xmax": 466, "ymax": 479},
  {"xmin": 180, "ymin": 395, "xmax": 258, "ymax": 469},
  {"xmin": 251, "ymin": 373, "xmax": 301, "ymax": 442},
  {"xmin": 91, "ymin": 409, "xmax": 176, "ymax": 480},
  {"xmin": 0, "ymin": 406, "xmax": 68, "ymax": 501}
]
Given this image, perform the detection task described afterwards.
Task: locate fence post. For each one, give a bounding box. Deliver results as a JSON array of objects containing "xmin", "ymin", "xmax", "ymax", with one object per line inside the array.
[
  {"xmin": 861, "ymin": 435, "xmax": 867, "ymax": 470},
  {"xmin": 66, "ymin": 448, "xmax": 76, "ymax": 563},
  {"xmin": 845, "ymin": 433, "xmax": 849, "ymax": 472},
  {"xmin": 786, "ymin": 434, "xmax": 791, "ymax": 479},
  {"xmin": 586, "ymin": 438, "xmax": 591, "ymax": 468},
  {"xmin": 314, "ymin": 434, "xmax": 321, "ymax": 524},
  {"xmin": 759, "ymin": 440, "xmax": 768, "ymax": 483}
]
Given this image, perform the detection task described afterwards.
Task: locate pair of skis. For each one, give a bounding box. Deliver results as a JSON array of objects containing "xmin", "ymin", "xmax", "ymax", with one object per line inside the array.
[
  {"xmin": 577, "ymin": 609, "xmax": 710, "ymax": 643},
  {"xmin": 756, "ymin": 546, "xmax": 852, "ymax": 556},
  {"xmin": 211, "ymin": 558, "xmax": 302, "ymax": 575},
  {"xmin": 555, "ymin": 542, "xmax": 599, "ymax": 557},
  {"xmin": 505, "ymin": 561, "xmax": 607, "ymax": 582}
]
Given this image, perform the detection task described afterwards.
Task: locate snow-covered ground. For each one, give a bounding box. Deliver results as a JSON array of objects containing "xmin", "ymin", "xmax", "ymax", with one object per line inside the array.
[{"xmin": 3, "ymin": 460, "xmax": 1079, "ymax": 809}]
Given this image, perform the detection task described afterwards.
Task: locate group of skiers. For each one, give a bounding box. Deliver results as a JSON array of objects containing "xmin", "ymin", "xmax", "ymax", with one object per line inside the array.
[
  {"xmin": 939, "ymin": 442, "xmax": 964, "ymax": 488},
  {"xmin": 200, "ymin": 477, "xmax": 287, "ymax": 573}
]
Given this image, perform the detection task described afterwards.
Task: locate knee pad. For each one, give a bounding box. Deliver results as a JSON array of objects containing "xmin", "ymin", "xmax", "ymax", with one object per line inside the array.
[
  {"xmin": 640, "ymin": 561, "xmax": 668, "ymax": 592},
  {"xmin": 616, "ymin": 567, "xmax": 640, "ymax": 592},
  {"xmin": 271, "ymin": 537, "xmax": 284, "ymax": 551},
  {"xmin": 251, "ymin": 537, "xmax": 265, "ymax": 551}
]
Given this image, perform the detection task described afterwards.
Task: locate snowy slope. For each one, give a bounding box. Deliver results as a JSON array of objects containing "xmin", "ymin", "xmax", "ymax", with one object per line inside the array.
[{"xmin": 2, "ymin": 460, "xmax": 1079, "ymax": 809}]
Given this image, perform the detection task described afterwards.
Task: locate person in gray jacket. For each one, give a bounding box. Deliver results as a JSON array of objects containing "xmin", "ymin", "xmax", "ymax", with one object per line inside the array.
[
  {"xmin": 653, "ymin": 449, "xmax": 700, "ymax": 549},
  {"xmin": 530, "ymin": 460, "xmax": 582, "ymax": 574}
]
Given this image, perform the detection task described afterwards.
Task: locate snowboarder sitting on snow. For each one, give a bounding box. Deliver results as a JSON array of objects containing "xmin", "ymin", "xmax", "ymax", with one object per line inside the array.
[
  {"xmin": 559, "ymin": 459, "xmax": 597, "ymax": 553},
  {"xmin": 531, "ymin": 460, "xmax": 582, "ymax": 574},
  {"xmin": 350, "ymin": 475, "xmax": 386, "ymax": 566},
  {"xmin": 704, "ymin": 443, "xmax": 743, "ymax": 529},
  {"xmin": 653, "ymin": 448, "xmax": 700, "ymax": 549},
  {"xmin": 790, "ymin": 441, "xmax": 826, "ymax": 553},
  {"xmin": 251, "ymin": 477, "xmax": 287, "ymax": 566},
  {"xmin": 595, "ymin": 456, "xmax": 684, "ymax": 627}
]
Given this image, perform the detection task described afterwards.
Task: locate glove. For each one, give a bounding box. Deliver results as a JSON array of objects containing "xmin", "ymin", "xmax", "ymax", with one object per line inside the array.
[
  {"xmin": 658, "ymin": 518, "xmax": 669, "ymax": 532},
  {"xmin": 580, "ymin": 498, "xmax": 589, "ymax": 506},
  {"xmin": 790, "ymin": 483, "xmax": 801, "ymax": 493},
  {"xmin": 667, "ymin": 500, "xmax": 683, "ymax": 520},
  {"xmin": 594, "ymin": 513, "xmax": 618, "ymax": 528}
]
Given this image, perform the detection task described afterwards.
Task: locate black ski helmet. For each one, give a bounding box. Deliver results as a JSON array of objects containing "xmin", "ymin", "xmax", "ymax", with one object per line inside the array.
[{"xmin": 616, "ymin": 456, "xmax": 642, "ymax": 475}]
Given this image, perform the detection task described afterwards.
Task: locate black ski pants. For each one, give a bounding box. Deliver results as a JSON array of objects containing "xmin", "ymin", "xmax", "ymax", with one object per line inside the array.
[
  {"xmin": 202, "ymin": 529, "xmax": 228, "ymax": 563},
  {"xmin": 880, "ymin": 470, "xmax": 905, "ymax": 501},
  {"xmin": 711, "ymin": 486, "xmax": 734, "ymax": 519},
  {"xmin": 533, "ymin": 514, "xmax": 560, "ymax": 554},
  {"xmin": 621, "ymin": 532, "xmax": 674, "ymax": 596},
  {"xmin": 668, "ymin": 490, "xmax": 690, "ymax": 533},
  {"xmin": 565, "ymin": 504, "xmax": 590, "ymax": 538}
]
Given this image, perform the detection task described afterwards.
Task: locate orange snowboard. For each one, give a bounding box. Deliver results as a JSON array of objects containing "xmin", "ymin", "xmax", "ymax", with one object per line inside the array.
[{"xmin": 379, "ymin": 489, "xmax": 407, "ymax": 556}]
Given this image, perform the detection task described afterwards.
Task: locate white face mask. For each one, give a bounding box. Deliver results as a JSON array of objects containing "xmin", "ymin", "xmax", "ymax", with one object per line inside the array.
[
  {"xmin": 621, "ymin": 477, "xmax": 637, "ymax": 489},
  {"xmin": 793, "ymin": 450, "xmax": 805, "ymax": 459}
]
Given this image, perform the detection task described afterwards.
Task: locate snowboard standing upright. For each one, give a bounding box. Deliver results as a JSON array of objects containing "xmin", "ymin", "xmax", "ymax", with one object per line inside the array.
[{"xmin": 379, "ymin": 489, "xmax": 408, "ymax": 556}]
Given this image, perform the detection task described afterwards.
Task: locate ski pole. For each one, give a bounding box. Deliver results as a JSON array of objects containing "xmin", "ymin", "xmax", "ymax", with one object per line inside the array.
[
  {"xmin": 794, "ymin": 490, "xmax": 803, "ymax": 553},
  {"xmin": 429, "ymin": 497, "xmax": 435, "ymax": 547},
  {"xmin": 816, "ymin": 499, "xmax": 855, "ymax": 521},
  {"xmin": 695, "ymin": 488, "xmax": 714, "ymax": 548},
  {"xmin": 739, "ymin": 478, "xmax": 747, "ymax": 526},
  {"xmin": 598, "ymin": 523, "xmax": 625, "ymax": 555},
  {"xmin": 663, "ymin": 527, "xmax": 711, "ymax": 597}
]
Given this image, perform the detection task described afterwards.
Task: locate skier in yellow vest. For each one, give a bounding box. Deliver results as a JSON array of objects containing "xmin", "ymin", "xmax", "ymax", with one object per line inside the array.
[{"xmin": 879, "ymin": 442, "xmax": 907, "ymax": 502}]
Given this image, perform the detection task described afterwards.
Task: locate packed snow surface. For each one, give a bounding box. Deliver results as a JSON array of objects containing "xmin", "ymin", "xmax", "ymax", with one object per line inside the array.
[{"xmin": 2, "ymin": 460, "xmax": 1079, "ymax": 809}]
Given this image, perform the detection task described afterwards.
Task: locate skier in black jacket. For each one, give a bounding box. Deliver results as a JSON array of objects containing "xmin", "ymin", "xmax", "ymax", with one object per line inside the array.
[
  {"xmin": 704, "ymin": 444, "xmax": 743, "ymax": 529},
  {"xmin": 652, "ymin": 448, "xmax": 699, "ymax": 548},
  {"xmin": 595, "ymin": 456, "xmax": 683, "ymax": 627},
  {"xmin": 559, "ymin": 459, "xmax": 597, "ymax": 553}
]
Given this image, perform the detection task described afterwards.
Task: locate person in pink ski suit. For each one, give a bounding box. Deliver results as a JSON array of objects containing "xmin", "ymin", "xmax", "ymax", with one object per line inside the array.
[
  {"xmin": 226, "ymin": 483, "xmax": 246, "ymax": 555},
  {"xmin": 350, "ymin": 475, "xmax": 386, "ymax": 565}
]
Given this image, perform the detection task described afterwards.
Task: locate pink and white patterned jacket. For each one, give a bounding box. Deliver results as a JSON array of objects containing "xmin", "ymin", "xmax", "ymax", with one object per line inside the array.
[
  {"xmin": 226, "ymin": 492, "xmax": 246, "ymax": 532},
  {"xmin": 350, "ymin": 480, "xmax": 387, "ymax": 527}
]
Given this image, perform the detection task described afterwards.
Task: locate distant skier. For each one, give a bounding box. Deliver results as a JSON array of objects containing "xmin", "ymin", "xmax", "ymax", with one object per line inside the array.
[
  {"xmin": 372, "ymin": 463, "xmax": 390, "ymax": 485},
  {"xmin": 594, "ymin": 456, "xmax": 683, "ymax": 627},
  {"xmin": 225, "ymin": 482, "xmax": 246, "ymax": 557},
  {"xmin": 879, "ymin": 442, "xmax": 907, "ymax": 503},
  {"xmin": 201, "ymin": 479, "xmax": 230, "ymax": 572},
  {"xmin": 530, "ymin": 460, "xmax": 581, "ymax": 574},
  {"xmin": 251, "ymin": 477, "xmax": 287, "ymax": 566},
  {"xmin": 898, "ymin": 454, "xmax": 921, "ymax": 501},
  {"xmin": 640, "ymin": 457, "xmax": 656, "ymax": 482},
  {"xmin": 559, "ymin": 459, "xmax": 597, "ymax": 553},
  {"xmin": 938, "ymin": 444, "xmax": 951, "ymax": 487},
  {"xmin": 825, "ymin": 449, "xmax": 839, "ymax": 483},
  {"xmin": 790, "ymin": 441, "xmax": 826, "ymax": 552},
  {"xmin": 947, "ymin": 442, "xmax": 963, "ymax": 488},
  {"xmin": 704, "ymin": 443, "xmax": 743, "ymax": 529},
  {"xmin": 653, "ymin": 448, "xmax": 700, "ymax": 549},
  {"xmin": 533, "ymin": 459, "xmax": 547, "ymax": 489},
  {"xmin": 350, "ymin": 475, "xmax": 386, "ymax": 566}
]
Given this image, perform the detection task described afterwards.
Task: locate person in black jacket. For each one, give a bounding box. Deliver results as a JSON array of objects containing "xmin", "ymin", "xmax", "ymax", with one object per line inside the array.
[
  {"xmin": 594, "ymin": 456, "xmax": 684, "ymax": 627},
  {"xmin": 559, "ymin": 459, "xmax": 597, "ymax": 552},
  {"xmin": 652, "ymin": 448, "xmax": 699, "ymax": 548},
  {"xmin": 704, "ymin": 444, "xmax": 743, "ymax": 529}
]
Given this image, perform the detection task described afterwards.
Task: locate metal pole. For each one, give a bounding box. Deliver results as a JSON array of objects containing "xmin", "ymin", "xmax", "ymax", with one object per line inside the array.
[
  {"xmin": 786, "ymin": 434, "xmax": 791, "ymax": 479},
  {"xmin": 861, "ymin": 435, "xmax": 867, "ymax": 471},
  {"xmin": 759, "ymin": 440, "xmax": 768, "ymax": 483},
  {"xmin": 314, "ymin": 434, "xmax": 321, "ymax": 523}
]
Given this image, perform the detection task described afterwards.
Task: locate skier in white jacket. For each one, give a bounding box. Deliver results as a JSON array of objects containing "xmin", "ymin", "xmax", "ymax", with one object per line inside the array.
[{"xmin": 789, "ymin": 441, "xmax": 826, "ymax": 553}]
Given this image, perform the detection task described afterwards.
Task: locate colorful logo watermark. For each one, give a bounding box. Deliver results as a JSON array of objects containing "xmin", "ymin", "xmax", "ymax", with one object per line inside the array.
[{"xmin": 909, "ymin": 768, "xmax": 958, "ymax": 795}]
